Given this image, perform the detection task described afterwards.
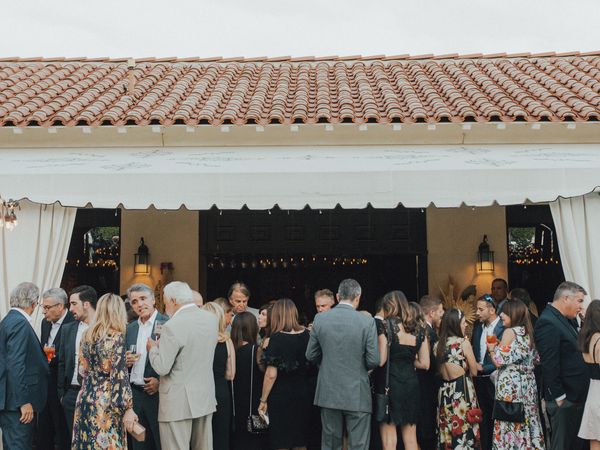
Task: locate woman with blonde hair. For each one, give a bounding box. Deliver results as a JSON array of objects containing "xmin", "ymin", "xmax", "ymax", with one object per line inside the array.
[
  {"xmin": 259, "ymin": 298, "xmax": 311, "ymax": 450},
  {"xmin": 71, "ymin": 293, "xmax": 138, "ymax": 448},
  {"xmin": 203, "ymin": 301, "xmax": 236, "ymax": 450}
]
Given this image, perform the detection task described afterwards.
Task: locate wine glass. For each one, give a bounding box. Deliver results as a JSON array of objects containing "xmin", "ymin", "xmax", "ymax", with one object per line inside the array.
[
  {"xmin": 128, "ymin": 345, "xmax": 141, "ymax": 361},
  {"xmin": 43, "ymin": 344, "xmax": 55, "ymax": 363},
  {"xmin": 153, "ymin": 319, "xmax": 166, "ymax": 339}
]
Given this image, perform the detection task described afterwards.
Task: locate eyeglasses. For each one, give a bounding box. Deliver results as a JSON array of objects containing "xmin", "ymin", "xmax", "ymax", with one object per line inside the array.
[{"xmin": 42, "ymin": 303, "xmax": 61, "ymax": 311}]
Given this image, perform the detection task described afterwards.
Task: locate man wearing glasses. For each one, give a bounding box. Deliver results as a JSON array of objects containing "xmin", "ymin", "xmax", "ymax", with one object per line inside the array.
[
  {"xmin": 35, "ymin": 288, "xmax": 74, "ymax": 450},
  {"xmin": 472, "ymin": 294, "xmax": 505, "ymax": 450},
  {"xmin": 0, "ymin": 282, "xmax": 49, "ymax": 450}
]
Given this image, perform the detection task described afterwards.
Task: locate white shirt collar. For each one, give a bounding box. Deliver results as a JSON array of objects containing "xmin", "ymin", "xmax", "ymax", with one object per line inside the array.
[
  {"xmin": 172, "ymin": 303, "xmax": 196, "ymax": 319},
  {"xmin": 55, "ymin": 309, "xmax": 68, "ymax": 325},
  {"xmin": 485, "ymin": 316, "xmax": 500, "ymax": 330},
  {"xmin": 426, "ymin": 320, "xmax": 433, "ymax": 329},
  {"xmin": 11, "ymin": 307, "xmax": 33, "ymax": 324},
  {"xmin": 138, "ymin": 309, "xmax": 158, "ymax": 327}
]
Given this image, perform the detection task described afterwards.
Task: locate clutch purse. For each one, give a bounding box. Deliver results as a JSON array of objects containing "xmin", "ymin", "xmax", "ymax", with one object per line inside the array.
[
  {"xmin": 129, "ymin": 423, "xmax": 146, "ymax": 442},
  {"xmin": 493, "ymin": 400, "xmax": 525, "ymax": 423},
  {"xmin": 247, "ymin": 414, "xmax": 269, "ymax": 434}
]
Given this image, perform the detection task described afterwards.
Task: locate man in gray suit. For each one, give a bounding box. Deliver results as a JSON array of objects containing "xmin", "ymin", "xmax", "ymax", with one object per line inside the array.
[
  {"xmin": 147, "ymin": 281, "xmax": 218, "ymax": 450},
  {"xmin": 306, "ymin": 279, "xmax": 379, "ymax": 450}
]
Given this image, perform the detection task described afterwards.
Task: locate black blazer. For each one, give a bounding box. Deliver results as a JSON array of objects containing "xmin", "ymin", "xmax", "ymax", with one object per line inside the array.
[
  {"xmin": 534, "ymin": 304, "xmax": 589, "ymax": 403},
  {"xmin": 125, "ymin": 312, "xmax": 168, "ymax": 381},
  {"xmin": 0, "ymin": 310, "xmax": 49, "ymax": 412},
  {"xmin": 472, "ymin": 319, "xmax": 505, "ymax": 375},
  {"xmin": 41, "ymin": 310, "xmax": 75, "ymax": 383},
  {"xmin": 57, "ymin": 320, "xmax": 80, "ymax": 399}
]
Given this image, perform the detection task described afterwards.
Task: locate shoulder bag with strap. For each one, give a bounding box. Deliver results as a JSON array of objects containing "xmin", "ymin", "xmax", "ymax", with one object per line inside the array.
[
  {"xmin": 246, "ymin": 344, "xmax": 269, "ymax": 434},
  {"xmin": 375, "ymin": 319, "xmax": 392, "ymax": 423}
]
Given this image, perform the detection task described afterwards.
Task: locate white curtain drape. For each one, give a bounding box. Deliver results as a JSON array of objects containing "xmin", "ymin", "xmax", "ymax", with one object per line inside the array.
[
  {"xmin": 550, "ymin": 193, "xmax": 600, "ymax": 302},
  {"xmin": 0, "ymin": 200, "xmax": 77, "ymax": 331}
]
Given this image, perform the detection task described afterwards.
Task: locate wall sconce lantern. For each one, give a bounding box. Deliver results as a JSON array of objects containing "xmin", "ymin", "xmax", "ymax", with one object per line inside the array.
[
  {"xmin": 134, "ymin": 237, "xmax": 150, "ymax": 274},
  {"xmin": 478, "ymin": 235, "xmax": 495, "ymax": 272}
]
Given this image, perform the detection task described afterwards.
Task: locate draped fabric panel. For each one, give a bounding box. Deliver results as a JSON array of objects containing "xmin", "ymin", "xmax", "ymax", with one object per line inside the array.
[
  {"xmin": 550, "ymin": 193, "xmax": 600, "ymax": 304},
  {"xmin": 0, "ymin": 200, "xmax": 77, "ymax": 332}
]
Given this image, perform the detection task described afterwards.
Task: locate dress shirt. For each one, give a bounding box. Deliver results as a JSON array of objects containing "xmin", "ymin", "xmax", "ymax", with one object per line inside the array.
[
  {"xmin": 71, "ymin": 321, "xmax": 89, "ymax": 385},
  {"xmin": 479, "ymin": 316, "xmax": 500, "ymax": 363},
  {"xmin": 48, "ymin": 309, "xmax": 68, "ymax": 346},
  {"xmin": 11, "ymin": 307, "xmax": 33, "ymax": 324},
  {"xmin": 130, "ymin": 309, "xmax": 158, "ymax": 385}
]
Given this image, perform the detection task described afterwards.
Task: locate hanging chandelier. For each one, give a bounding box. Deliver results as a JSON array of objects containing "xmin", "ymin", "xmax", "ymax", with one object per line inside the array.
[{"xmin": 0, "ymin": 196, "xmax": 19, "ymax": 231}]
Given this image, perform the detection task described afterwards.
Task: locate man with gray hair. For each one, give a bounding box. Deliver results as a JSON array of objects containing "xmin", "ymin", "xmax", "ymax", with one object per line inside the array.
[
  {"xmin": 147, "ymin": 281, "xmax": 218, "ymax": 450},
  {"xmin": 36, "ymin": 288, "xmax": 74, "ymax": 450},
  {"xmin": 306, "ymin": 279, "xmax": 379, "ymax": 450},
  {"xmin": 125, "ymin": 283, "xmax": 168, "ymax": 450},
  {"xmin": 0, "ymin": 282, "xmax": 49, "ymax": 450},
  {"xmin": 535, "ymin": 281, "xmax": 590, "ymax": 450}
]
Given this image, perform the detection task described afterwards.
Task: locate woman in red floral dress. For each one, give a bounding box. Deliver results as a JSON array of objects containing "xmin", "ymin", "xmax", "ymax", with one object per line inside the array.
[{"xmin": 435, "ymin": 308, "xmax": 481, "ymax": 450}]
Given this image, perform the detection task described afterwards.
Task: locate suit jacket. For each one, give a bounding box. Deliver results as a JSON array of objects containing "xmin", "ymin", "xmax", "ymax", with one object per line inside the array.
[
  {"xmin": 125, "ymin": 311, "xmax": 168, "ymax": 381},
  {"xmin": 41, "ymin": 311, "xmax": 75, "ymax": 386},
  {"xmin": 534, "ymin": 303, "xmax": 589, "ymax": 403},
  {"xmin": 0, "ymin": 310, "xmax": 49, "ymax": 412},
  {"xmin": 472, "ymin": 319, "xmax": 505, "ymax": 375},
  {"xmin": 148, "ymin": 306, "xmax": 218, "ymax": 422},
  {"xmin": 305, "ymin": 303, "xmax": 379, "ymax": 413},
  {"xmin": 57, "ymin": 320, "xmax": 80, "ymax": 399}
]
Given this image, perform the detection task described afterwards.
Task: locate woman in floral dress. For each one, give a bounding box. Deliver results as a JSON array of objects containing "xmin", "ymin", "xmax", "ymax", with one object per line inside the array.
[
  {"xmin": 487, "ymin": 300, "xmax": 545, "ymax": 450},
  {"xmin": 435, "ymin": 308, "xmax": 481, "ymax": 450},
  {"xmin": 72, "ymin": 293, "xmax": 138, "ymax": 449}
]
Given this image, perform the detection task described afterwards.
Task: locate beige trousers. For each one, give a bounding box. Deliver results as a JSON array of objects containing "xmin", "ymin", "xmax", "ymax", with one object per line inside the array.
[{"xmin": 159, "ymin": 414, "xmax": 213, "ymax": 450}]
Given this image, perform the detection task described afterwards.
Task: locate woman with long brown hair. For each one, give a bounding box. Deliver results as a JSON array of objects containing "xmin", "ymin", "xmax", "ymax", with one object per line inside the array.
[
  {"xmin": 486, "ymin": 299, "xmax": 545, "ymax": 449},
  {"xmin": 578, "ymin": 299, "xmax": 600, "ymax": 448},
  {"xmin": 258, "ymin": 298, "xmax": 311, "ymax": 450},
  {"xmin": 71, "ymin": 293, "xmax": 138, "ymax": 448},
  {"xmin": 378, "ymin": 291, "xmax": 430, "ymax": 450}
]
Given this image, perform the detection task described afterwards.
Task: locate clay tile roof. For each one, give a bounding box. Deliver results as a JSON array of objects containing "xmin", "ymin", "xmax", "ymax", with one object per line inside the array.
[{"xmin": 1, "ymin": 52, "xmax": 600, "ymax": 127}]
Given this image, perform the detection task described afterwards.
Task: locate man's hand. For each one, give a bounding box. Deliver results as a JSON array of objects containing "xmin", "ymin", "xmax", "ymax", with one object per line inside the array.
[
  {"xmin": 125, "ymin": 351, "xmax": 138, "ymax": 368},
  {"xmin": 476, "ymin": 363, "xmax": 484, "ymax": 373},
  {"xmin": 143, "ymin": 377, "xmax": 159, "ymax": 395},
  {"xmin": 20, "ymin": 403, "xmax": 34, "ymax": 424},
  {"xmin": 146, "ymin": 337, "xmax": 158, "ymax": 353}
]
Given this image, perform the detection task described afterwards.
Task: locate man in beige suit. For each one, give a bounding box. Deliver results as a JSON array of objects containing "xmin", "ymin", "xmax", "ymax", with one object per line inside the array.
[{"xmin": 147, "ymin": 281, "xmax": 218, "ymax": 450}]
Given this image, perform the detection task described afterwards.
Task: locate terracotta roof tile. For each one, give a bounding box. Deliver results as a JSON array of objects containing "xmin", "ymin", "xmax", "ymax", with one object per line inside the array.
[{"xmin": 1, "ymin": 54, "xmax": 600, "ymax": 127}]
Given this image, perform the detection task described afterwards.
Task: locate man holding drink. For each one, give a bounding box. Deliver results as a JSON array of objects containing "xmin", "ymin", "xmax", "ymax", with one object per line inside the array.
[{"xmin": 125, "ymin": 283, "xmax": 168, "ymax": 450}]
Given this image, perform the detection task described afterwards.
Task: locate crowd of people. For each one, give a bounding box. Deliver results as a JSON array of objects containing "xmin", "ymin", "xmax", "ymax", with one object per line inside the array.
[{"xmin": 0, "ymin": 277, "xmax": 599, "ymax": 450}]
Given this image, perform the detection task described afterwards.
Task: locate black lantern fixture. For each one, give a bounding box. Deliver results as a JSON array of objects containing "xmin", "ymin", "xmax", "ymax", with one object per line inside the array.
[
  {"xmin": 134, "ymin": 237, "xmax": 150, "ymax": 274},
  {"xmin": 478, "ymin": 235, "xmax": 495, "ymax": 272}
]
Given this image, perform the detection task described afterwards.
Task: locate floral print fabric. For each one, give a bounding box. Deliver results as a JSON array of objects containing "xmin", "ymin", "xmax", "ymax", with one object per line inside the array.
[
  {"xmin": 72, "ymin": 333, "xmax": 133, "ymax": 449},
  {"xmin": 436, "ymin": 336, "xmax": 481, "ymax": 449},
  {"xmin": 490, "ymin": 326, "xmax": 545, "ymax": 450}
]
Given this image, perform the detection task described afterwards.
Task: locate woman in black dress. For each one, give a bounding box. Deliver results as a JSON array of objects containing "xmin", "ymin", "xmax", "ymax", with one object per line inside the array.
[
  {"xmin": 258, "ymin": 298, "xmax": 311, "ymax": 450},
  {"xmin": 231, "ymin": 311, "xmax": 267, "ymax": 450},
  {"xmin": 204, "ymin": 302, "xmax": 236, "ymax": 450},
  {"xmin": 377, "ymin": 291, "xmax": 430, "ymax": 450}
]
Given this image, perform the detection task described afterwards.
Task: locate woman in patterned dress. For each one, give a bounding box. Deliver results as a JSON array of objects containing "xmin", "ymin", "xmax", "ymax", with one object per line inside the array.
[
  {"xmin": 72, "ymin": 293, "xmax": 138, "ymax": 449},
  {"xmin": 435, "ymin": 308, "xmax": 481, "ymax": 450},
  {"xmin": 486, "ymin": 300, "xmax": 545, "ymax": 450}
]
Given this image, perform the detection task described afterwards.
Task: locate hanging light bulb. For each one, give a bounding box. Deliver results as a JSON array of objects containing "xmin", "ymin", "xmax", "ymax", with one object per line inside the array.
[{"xmin": 0, "ymin": 196, "xmax": 19, "ymax": 231}]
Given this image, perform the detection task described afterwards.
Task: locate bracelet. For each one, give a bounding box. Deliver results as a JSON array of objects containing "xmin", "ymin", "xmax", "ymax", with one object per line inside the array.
[{"xmin": 260, "ymin": 399, "xmax": 267, "ymax": 404}]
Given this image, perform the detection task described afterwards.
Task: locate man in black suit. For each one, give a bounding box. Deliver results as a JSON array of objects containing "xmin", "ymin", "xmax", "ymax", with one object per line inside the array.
[
  {"xmin": 125, "ymin": 283, "xmax": 167, "ymax": 450},
  {"xmin": 472, "ymin": 294, "xmax": 504, "ymax": 450},
  {"xmin": 0, "ymin": 282, "xmax": 49, "ymax": 450},
  {"xmin": 535, "ymin": 281, "xmax": 589, "ymax": 450},
  {"xmin": 417, "ymin": 294, "xmax": 444, "ymax": 450},
  {"xmin": 57, "ymin": 285, "xmax": 97, "ymax": 440},
  {"xmin": 35, "ymin": 288, "xmax": 74, "ymax": 450}
]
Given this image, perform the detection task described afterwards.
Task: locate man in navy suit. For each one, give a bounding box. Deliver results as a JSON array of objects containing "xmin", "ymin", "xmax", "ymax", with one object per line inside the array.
[
  {"xmin": 125, "ymin": 283, "xmax": 168, "ymax": 450},
  {"xmin": 35, "ymin": 288, "xmax": 74, "ymax": 450},
  {"xmin": 472, "ymin": 294, "xmax": 504, "ymax": 450},
  {"xmin": 535, "ymin": 281, "xmax": 589, "ymax": 450},
  {"xmin": 0, "ymin": 282, "xmax": 49, "ymax": 450}
]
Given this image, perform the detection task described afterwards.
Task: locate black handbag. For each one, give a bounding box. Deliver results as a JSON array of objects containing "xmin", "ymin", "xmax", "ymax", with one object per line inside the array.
[
  {"xmin": 492, "ymin": 366, "xmax": 525, "ymax": 423},
  {"xmin": 375, "ymin": 319, "xmax": 392, "ymax": 423},
  {"xmin": 246, "ymin": 345, "xmax": 269, "ymax": 434},
  {"xmin": 493, "ymin": 399, "xmax": 525, "ymax": 423}
]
